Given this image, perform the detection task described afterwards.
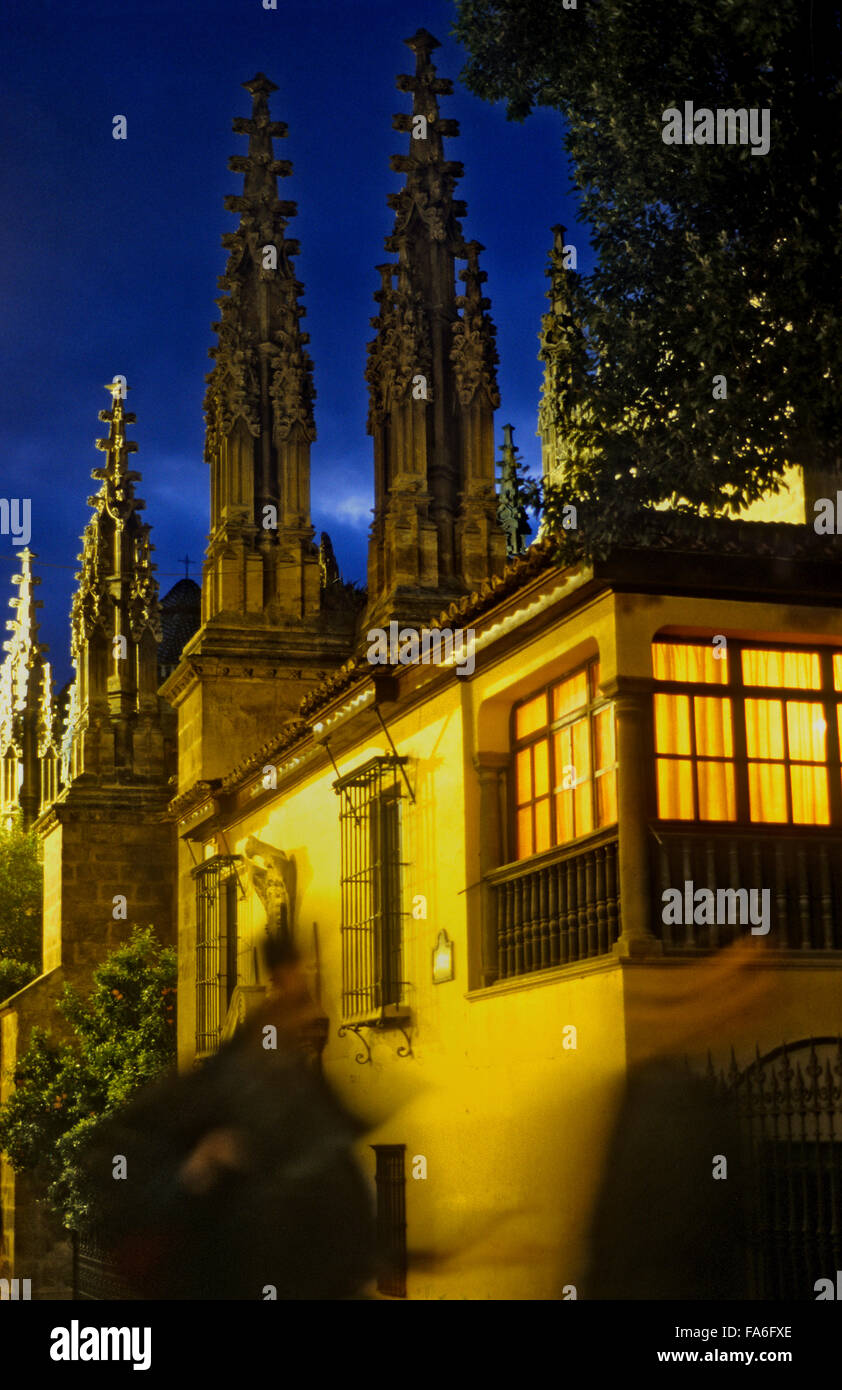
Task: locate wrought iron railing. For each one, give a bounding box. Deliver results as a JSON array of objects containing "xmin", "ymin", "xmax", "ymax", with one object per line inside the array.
[
  {"xmin": 193, "ymin": 854, "xmax": 240, "ymax": 1056},
  {"xmin": 652, "ymin": 829, "xmax": 842, "ymax": 950},
  {"xmin": 487, "ymin": 831, "xmax": 620, "ymax": 980},
  {"xmin": 72, "ymin": 1235, "xmax": 133, "ymax": 1300},
  {"xmin": 710, "ymin": 1038, "xmax": 842, "ymax": 1299}
]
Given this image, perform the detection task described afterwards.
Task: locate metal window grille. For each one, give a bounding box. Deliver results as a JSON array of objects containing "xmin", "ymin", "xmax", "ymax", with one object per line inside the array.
[
  {"xmin": 194, "ymin": 854, "xmax": 240, "ymax": 1056},
  {"xmin": 372, "ymin": 1144, "xmax": 407, "ymax": 1297},
  {"xmin": 337, "ymin": 757, "xmax": 407, "ymax": 1022}
]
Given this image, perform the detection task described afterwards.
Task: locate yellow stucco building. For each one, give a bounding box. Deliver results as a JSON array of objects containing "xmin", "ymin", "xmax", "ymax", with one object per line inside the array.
[
  {"xmin": 2, "ymin": 29, "xmax": 841, "ymax": 1301},
  {"xmin": 161, "ymin": 33, "xmax": 842, "ymax": 1300}
]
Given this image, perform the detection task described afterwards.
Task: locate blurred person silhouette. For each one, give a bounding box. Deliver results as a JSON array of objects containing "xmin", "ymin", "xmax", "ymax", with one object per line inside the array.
[
  {"xmin": 82, "ymin": 932, "xmax": 375, "ymax": 1300},
  {"xmin": 581, "ymin": 939, "xmax": 778, "ymax": 1300}
]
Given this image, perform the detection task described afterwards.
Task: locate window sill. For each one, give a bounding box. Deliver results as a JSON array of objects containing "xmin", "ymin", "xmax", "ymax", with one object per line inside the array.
[
  {"xmin": 340, "ymin": 1003, "xmax": 412, "ymax": 1028},
  {"xmin": 467, "ymin": 954, "xmax": 620, "ymax": 999}
]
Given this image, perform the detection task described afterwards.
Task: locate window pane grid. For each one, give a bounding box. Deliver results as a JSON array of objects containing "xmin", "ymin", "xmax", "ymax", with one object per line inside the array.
[
  {"xmin": 654, "ymin": 640, "xmax": 842, "ymax": 827},
  {"xmin": 513, "ymin": 660, "xmax": 616, "ymax": 859}
]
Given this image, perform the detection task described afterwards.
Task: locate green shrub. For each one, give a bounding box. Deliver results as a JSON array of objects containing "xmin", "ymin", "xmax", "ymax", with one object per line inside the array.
[{"xmin": 0, "ymin": 925, "xmax": 176, "ymax": 1235}]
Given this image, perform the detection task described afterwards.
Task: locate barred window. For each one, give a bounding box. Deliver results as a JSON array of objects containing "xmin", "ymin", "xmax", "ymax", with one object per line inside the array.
[
  {"xmin": 336, "ymin": 757, "xmax": 407, "ymax": 1022},
  {"xmin": 512, "ymin": 659, "xmax": 617, "ymax": 859},
  {"xmin": 372, "ymin": 1144, "xmax": 407, "ymax": 1298},
  {"xmin": 193, "ymin": 854, "xmax": 240, "ymax": 1056},
  {"xmin": 653, "ymin": 640, "xmax": 842, "ymax": 825}
]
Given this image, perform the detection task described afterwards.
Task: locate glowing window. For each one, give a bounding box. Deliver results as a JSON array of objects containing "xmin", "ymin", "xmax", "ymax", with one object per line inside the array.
[
  {"xmin": 653, "ymin": 642, "xmax": 729, "ymax": 684},
  {"xmin": 742, "ymin": 649, "xmax": 821, "ymax": 690},
  {"xmin": 513, "ymin": 659, "xmax": 616, "ymax": 859},
  {"xmin": 653, "ymin": 639, "xmax": 841, "ymax": 827}
]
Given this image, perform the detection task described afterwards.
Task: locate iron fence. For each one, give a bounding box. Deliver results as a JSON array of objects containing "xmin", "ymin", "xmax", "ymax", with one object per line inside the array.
[{"xmin": 712, "ymin": 1038, "xmax": 842, "ymax": 1299}]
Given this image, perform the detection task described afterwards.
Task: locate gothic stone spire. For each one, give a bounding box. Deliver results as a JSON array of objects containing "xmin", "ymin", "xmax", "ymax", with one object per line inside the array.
[
  {"xmin": 66, "ymin": 383, "xmax": 165, "ymax": 785},
  {"xmin": 537, "ymin": 225, "xmax": 591, "ymax": 494},
  {"xmin": 496, "ymin": 425, "xmax": 532, "ymax": 560},
  {"xmin": 203, "ymin": 74, "xmax": 319, "ymax": 624},
  {"xmin": 365, "ymin": 30, "xmax": 505, "ymax": 628},
  {"xmin": 0, "ymin": 547, "xmax": 48, "ymax": 825}
]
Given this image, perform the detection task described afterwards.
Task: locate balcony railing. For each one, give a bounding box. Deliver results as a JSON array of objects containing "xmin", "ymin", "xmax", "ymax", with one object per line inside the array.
[
  {"xmin": 652, "ymin": 828, "xmax": 842, "ymax": 950},
  {"xmin": 487, "ymin": 831, "xmax": 620, "ymax": 980}
]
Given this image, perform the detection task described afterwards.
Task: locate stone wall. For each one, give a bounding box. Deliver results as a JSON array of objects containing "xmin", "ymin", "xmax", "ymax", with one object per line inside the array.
[{"xmin": 41, "ymin": 795, "xmax": 175, "ymax": 982}]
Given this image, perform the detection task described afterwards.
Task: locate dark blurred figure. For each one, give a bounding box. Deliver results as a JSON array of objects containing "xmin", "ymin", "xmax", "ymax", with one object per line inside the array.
[
  {"xmin": 83, "ymin": 947, "xmax": 375, "ymax": 1299},
  {"xmin": 582, "ymin": 941, "xmax": 776, "ymax": 1300},
  {"xmin": 583, "ymin": 1058, "xmax": 751, "ymax": 1298}
]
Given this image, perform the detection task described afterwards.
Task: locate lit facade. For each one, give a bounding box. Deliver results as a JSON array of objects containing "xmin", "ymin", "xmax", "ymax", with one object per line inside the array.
[
  {"xmin": 164, "ymin": 32, "xmax": 842, "ymax": 1302},
  {"xmin": 173, "ymin": 522, "xmax": 842, "ymax": 1298},
  {"xmin": 1, "ymin": 28, "xmax": 841, "ymax": 1302}
]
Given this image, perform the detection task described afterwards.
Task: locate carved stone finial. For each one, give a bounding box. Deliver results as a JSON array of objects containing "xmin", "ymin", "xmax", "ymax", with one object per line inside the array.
[
  {"xmin": 405, "ymin": 28, "xmax": 441, "ymax": 54},
  {"xmin": 496, "ymin": 424, "xmax": 532, "ymax": 559},
  {"xmin": 104, "ymin": 378, "xmax": 129, "ymax": 405},
  {"xmin": 243, "ymin": 72, "xmax": 279, "ymax": 97}
]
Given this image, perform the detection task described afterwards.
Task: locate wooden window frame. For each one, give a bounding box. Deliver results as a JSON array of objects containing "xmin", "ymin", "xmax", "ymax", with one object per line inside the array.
[
  {"xmin": 652, "ymin": 637, "xmax": 842, "ymax": 828},
  {"xmin": 510, "ymin": 658, "xmax": 616, "ymax": 862}
]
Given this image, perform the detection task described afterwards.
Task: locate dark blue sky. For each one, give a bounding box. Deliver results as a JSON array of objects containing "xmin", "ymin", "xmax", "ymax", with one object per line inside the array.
[{"xmin": 0, "ymin": 0, "xmax": 587, "ymax": 686}]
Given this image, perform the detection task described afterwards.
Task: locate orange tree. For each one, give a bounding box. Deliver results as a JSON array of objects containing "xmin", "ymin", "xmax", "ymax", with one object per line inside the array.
[{"xmin": 0, "ymin": 925, "xmax": 176, "ymax": 1236}]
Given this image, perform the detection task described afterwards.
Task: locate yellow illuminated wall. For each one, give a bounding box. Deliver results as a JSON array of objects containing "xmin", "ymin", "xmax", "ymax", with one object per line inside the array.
[{"xmin": 177, "ymin": 571, "xmax": 842, "ymax": 1299}]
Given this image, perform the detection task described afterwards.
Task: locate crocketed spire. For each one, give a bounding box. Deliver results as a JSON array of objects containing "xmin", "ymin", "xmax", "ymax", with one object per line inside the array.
[
  {"xmin": 537, "ymin": 225, "xmax": 591, "ymax": 494},
  {"xmin": 65, "ymin": 382, "xmax": 165, "ymax": 785},
  {"xmin": 364, "ymin": 31, "xmax": 506, "ymax": 628},
  {"xmin": 203, "ymin": 75, "xmax": 319, "ymax": 623}
]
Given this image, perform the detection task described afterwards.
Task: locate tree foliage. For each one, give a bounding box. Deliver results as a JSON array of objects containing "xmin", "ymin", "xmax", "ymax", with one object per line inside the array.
[
  {"xmin": 0, "ymin": 926, "xmax": 176, "ymax": 1235},
  {"xmin": 453, "ymin": 0, "xmax": 842, "ymax": 553},
  {"xmin": 0, "ymin": 818, "xmax": 42, "ymax": 1001}
]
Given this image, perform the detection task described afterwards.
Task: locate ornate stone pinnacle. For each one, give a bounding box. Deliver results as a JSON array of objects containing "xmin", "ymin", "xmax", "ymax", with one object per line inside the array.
[
  {"xmin": 203, "ymin": 75, "xmax": 318, "ymax": 588},
  {"xmin": 497, "ymin": 425, "xmax": 532, "ymax": 559},
  {"xmin": 547, "ymin": 224, "xmax": 571, "ymax": 312},
  {"xmin": 537, "ymin": 224, "xmax": 591, "ymax": 491},
  {"xmin": 452, "ymin": 240, "xmax": 499, "ymax": 408},
  {"xmin": 539, "ymin": 223, "xmax": 586, "ymax": 392}
]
